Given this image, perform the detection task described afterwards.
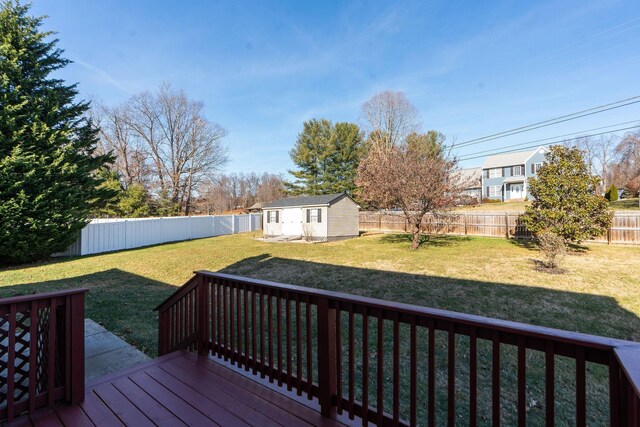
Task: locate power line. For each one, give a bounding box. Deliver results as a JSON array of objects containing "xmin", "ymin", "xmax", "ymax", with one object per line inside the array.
[
  {"xmin": 446, "ymin": 95, "xmax": 640, "ymax": 149},
  {"xmin": 456, "ymin": 125, "xmax": 640, "ymax": 162},
  {"xmin": 453, "ymin": 119, "xmax": 640, "ymax": 158}
]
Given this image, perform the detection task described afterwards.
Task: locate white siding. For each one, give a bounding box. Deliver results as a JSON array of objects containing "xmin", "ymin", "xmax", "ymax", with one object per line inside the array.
[
  {"xmin": 327, "ymin": 196, "xmax": 359, "ymax": 237},
  {"xmin": 301, "ymin": 206, "xmax": 328, "ymax": 240},
  {"xmin": 263, "ymin": 209, "xmax": 282, "ymax": 236}
]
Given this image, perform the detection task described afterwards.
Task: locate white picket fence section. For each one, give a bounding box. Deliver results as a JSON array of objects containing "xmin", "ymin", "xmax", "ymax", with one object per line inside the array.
[{"xmin": 57, "ymin": 213, "xmax": 263, "ymax": 256}]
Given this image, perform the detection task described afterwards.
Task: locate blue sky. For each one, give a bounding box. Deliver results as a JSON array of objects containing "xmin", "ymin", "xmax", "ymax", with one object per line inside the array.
[{"xmin": 31, "ymin": 0, "xmax": 640, "ymax": 174}]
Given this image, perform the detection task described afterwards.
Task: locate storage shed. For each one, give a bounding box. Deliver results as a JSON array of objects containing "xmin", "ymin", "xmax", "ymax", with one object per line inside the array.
[{"xmin": 262, "ymin": 193, "xmax": 359, "ymax": 241}]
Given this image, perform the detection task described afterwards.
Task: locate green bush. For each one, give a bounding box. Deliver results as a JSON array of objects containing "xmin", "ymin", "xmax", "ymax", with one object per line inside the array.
[{"xmin": 605, "ymin": 184, "xmax": 618, "ymax": 202}]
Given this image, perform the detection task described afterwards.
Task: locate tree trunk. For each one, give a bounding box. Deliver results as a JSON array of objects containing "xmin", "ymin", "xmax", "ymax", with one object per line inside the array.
[{"xmin": 410, "ymin": 219, "xmax": 421, "ymax": 250}]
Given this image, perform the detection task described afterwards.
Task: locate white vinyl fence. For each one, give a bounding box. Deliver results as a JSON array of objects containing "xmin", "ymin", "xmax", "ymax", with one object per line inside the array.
[{"xmin": 57, "ymin": 213, "xmax": 263, "ymax": 257}]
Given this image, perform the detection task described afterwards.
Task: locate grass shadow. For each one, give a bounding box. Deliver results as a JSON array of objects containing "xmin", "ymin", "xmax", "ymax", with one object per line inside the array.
[
  {"xmin": 0, "ymin": 269, "xmax": 179, "ymax": 356},
  {"xmin": 567, "ymin": 242, "xmax": 590, "ymax": 254},
  {"xmin": 379, "ymin": 233, "xmax": 472, "ymax": 247},
  {"xmin": 508, "ymin": 238, "xmax": 591, "ymax": 255},
  {"xmin": 507, "ymin": 237, "xmax": 539, "ymax": 251}
]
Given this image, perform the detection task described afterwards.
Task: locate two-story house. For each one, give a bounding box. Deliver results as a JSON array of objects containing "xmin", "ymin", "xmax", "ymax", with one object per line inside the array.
[
  {"xmin": 458, "ymin": 167, "xmax": 483, "ymax": 200},
  {"xmin": 481, "ymin": 146, "xmax": 548, "ymax": 201}
]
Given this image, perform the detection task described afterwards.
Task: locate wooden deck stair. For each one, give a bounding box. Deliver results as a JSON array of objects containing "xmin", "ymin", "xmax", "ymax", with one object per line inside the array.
[{"xmin": 8, "ymin": 350, "xmax": 350, "ymax": 427}]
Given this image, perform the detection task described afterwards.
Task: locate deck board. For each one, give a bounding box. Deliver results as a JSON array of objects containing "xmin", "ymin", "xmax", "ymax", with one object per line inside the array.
[
  {"xmin": 110, "ymin": 377, "xmax": 188, "ymax": 427},
  {"xmin": 158, "ymin": 360, "xmax": 293, "ymax": 427},
  {"xmin": 52, "ymin": 404, "xmax": 94, "ymax": 427},
  {"xmin": 11, "ymin": 350, "xmax": 352, "ymax": 427}
]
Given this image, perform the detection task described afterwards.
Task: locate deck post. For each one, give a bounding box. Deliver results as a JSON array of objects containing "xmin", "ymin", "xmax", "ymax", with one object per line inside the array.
[
  {"xmin": 317, "ymin": 297, "xmax": 337, "ymax": 418},
  {"xmin": 198, "ymin": 274, "xmax": 210, "ymax": 356},
  {"xmin": 69, "ymin": 292, "xmax": 85, "ymax": 404}
]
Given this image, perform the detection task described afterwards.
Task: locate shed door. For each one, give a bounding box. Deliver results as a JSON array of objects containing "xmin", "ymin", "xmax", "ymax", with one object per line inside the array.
[{"xmin": 281, "ymin": 208, "xmax": 302, "ymax": 235}]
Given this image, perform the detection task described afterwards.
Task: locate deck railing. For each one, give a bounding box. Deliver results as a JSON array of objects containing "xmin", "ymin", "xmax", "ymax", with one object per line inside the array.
[
  {"xmin": 156, "ymin": 271, "xmax": 640, "ymax": 426},
  {"xmin": 0, "ymin": 288, "xmax": 87, "ymax": 422}
]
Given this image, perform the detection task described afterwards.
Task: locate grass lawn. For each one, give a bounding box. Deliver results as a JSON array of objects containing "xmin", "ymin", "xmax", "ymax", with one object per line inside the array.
[
  {"xmin": 1, "ymin": 232, "xmax": 638, "ymax": 353},
  {"xmin": 609, "ymin": 197, "xmax": 640, "ymax": 210},
  {"xmin": 1, "ymin": 232, "xmax": 638, "ymax": 424},
  {"xmin": 459, "ymin": 198, "xmax": 640, "ymax": 212},
  {"xmin": 458, "ymin": 200, "xmax": 531, "ymax": 212}
]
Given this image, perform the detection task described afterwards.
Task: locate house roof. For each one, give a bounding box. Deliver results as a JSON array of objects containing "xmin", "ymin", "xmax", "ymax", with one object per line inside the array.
[
  {"xmin": 456, "ymin": 167, "xmax": 482, "ymax": 188},
  {"xmin": 482, "ymin": 147, "xmax": 544, "ymax": 169},
  {"xmin": 503, "ymin": 176, "xmax": 525, "ymax": 183},
  {"xmin": 248, "ymin": 202, "xmax": 263, "ymax": 210},
  {"xmin": 262, "ymin": 193, "xmax": 350, "ymax": 208}
]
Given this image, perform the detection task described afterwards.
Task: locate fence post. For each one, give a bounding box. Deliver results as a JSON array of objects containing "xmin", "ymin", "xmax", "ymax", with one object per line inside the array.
[
  {"xmin": 378, "ymin": 212, "xmax": 382, "ymax": 231},
  {"xmin": 232, "ymin": 214, "xmax": 236, "ymax": 234},
  {"xmin": 317, "ymin": 297, "xmax": 337, "ymax": 418},
  {"xmin": 197, "ymin": 274, "xmax": 210, "ymax": 356},
  {"xmin": 464, "ymin": 213, "xmax": 468, "ymax": 235},
  {"xmin": 607, "ymin": 225, "xmax": 612, "ymax": 244},
  {"xmin": 505, "ymin": 213, "xmax": 509, "ymax": 238}
]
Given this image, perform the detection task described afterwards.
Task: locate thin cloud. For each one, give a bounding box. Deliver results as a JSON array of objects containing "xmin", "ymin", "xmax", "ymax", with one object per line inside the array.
[{"xmin": 72, "ymin": 57, "xmax": 134, "ymax": 95}]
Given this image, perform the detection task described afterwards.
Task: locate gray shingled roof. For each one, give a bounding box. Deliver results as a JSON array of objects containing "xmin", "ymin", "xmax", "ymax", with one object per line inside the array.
[
  {"xmin": 456, "ymin": 167, "xmax": 482, "ymax": 188},
  {"xmin": 262, "ymin": 193, "xmax": 346, "ymax": 208},
  {"xmin": 482, "ymin": 147, "xmax": 544, "ymax": 169}
]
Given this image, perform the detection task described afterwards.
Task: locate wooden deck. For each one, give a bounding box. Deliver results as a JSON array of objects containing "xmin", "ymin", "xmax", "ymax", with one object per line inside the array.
[{"xmin": 8, "ymin": 350, "xmax": 351, "ymax": 427}]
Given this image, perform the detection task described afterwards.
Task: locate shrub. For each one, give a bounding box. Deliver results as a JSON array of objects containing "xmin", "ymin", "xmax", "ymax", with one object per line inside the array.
[
  {"xmin": 605, "ymin": 184, "xmax": 618, "ymax": 202},
  {"xmin": 481, "ymin": 198, "xmax": 502, "ymax": 204},
  {"xmin": 521, "ymin": 146, "xmax": 612, "ymax": 244},
  {"xmin": 538, "ymin": 230, "xmax": 566, "ymax": 269}
]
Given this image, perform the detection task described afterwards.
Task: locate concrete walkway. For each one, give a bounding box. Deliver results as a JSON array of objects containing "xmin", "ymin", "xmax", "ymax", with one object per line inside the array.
[{"xmin": 85, "ymin": 319, "xmax": 150, "ymax": 381}]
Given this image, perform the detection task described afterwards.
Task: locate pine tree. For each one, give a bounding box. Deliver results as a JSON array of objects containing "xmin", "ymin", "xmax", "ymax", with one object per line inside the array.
[
  {"xmin": 324, "ymin": 122, "xmax": 365, "ymax": 196},
  {"xmin": 286, "ymin": 119, "xmax": 332, "ymax": 195},
  {"xmin": 287, "ymin": 119, "xmax": 364, "ymax": 196},
  {"xmin": 605, "ymin": 184, "xmax": 618, "ymax": 202},
  {"xmin": 0, "ymin": 1, "xmax": 113, "ymax": 263}
]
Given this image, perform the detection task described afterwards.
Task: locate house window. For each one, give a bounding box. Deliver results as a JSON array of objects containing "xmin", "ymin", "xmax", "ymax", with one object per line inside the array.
[
  {"xmin": 267, "ymin": 211, "xmax": 278, "ymax": 223},
  {"xmin": 489, "ymin": 186, "xmax": 502, "ymax": 197},
  {"xmin": 489, "ymin": 168, "xmax": 502, "ymax": 178},
  {"xmin": 306, "ymin": 208, "xmax": 322, "ymax": 223},
  {"xmin": 513, "ymin": 165, "xmax": 523, "ymax": 176},
  {"xmin": 531, "ymin": 163, "xmax": 543, "ymax": 174}
]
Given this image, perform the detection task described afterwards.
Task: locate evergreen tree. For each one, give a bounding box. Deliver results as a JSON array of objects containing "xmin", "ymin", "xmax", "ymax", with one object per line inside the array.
[
  {"xmin": 93, "ymin": 169, "xmax": 123, "ymax": 217},
  {"xmin": 521, "ymin": 145, "xmax": 613, "ymax": 244},
  {"xmin": 286, "ymin": 119, "xmax": 332, "ymax": 195},
  {"xmin": 0, "ymin": 1, "xmax": 112, "ymax": 262},
  {"xmin": 119, "ymin": 184, "xmax": 152, "ymax": 217},
  {"xmin": 287, "ymin": 119, "xmax": 364, "ymax": 196},
  {"xmin": 605, "ymin": 184, "xmax": 618, "ymax": 202},
  {"xmin": 324, "ymin": 122, "xmax": 365, "ymax": 195}
]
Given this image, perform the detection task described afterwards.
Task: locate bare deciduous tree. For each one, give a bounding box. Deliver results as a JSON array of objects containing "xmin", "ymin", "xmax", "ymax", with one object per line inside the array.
[
  {"xmin": 93, "ymin": 102, "xmax": 150, "ymax": 189},
  {"xmin": 611, "ymin": 131, "xmax": 640, "ymax": 195},
  {"xmin": 120, "ymin": 84, "xmax": 228, "ymax": 214},
  {"xmin": 361, "ymin": 91, "xmax": 420, "ymax": 149},
  {"xmin": 356, "ymin": 132, "xmax": 461, "ymax": 250},
  {"xmin": 567, "ymin": 135, "xmax": 616, "ymax": 192},
  {"xmin": 197, "ymin": 172, "xmax": 284, "ymax": 214}
]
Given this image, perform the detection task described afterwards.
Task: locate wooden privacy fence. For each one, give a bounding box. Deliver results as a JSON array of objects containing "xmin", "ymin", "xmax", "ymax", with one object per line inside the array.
[
  {"xmin": 57, "ymin": 213, "xmax": 263, "ymax": 256},
  {"xmin": 0, "ymin": 289, "xmax": 86, "ymax": 423},
  {"xmin": 156, "ymin": 271, "xmax": 640, "ymax": 426},
  {"xmin": 360, "ymin": 211, "xmax": 640, "ymax": 244}
]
